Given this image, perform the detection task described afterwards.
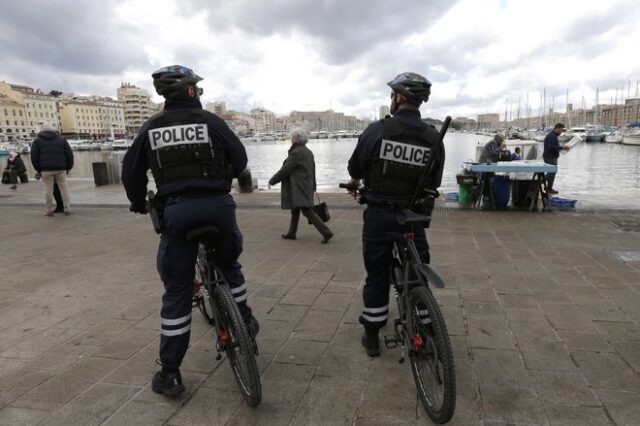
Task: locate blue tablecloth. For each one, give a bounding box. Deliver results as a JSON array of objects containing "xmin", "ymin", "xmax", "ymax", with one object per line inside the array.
[{"xmin": 467, "ymin": 161, "xmax": 557, "ymax": 174}]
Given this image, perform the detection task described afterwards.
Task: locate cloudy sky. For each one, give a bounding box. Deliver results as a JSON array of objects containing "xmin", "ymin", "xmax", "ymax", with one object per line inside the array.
[{"xmin": 1, "ymin": 0, "xmax": 639, "ymax": 121}]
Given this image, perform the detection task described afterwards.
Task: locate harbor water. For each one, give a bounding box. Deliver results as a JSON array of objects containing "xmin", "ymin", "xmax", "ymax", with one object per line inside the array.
[{"xmin": 17, "ymin": 133, "xmax": 640, "ymax": 210}]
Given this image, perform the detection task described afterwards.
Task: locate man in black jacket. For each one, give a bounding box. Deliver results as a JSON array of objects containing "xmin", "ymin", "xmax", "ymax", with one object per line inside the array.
[
  {"xmin": 543, "ymin": 123, "xmax": 570, "ymax": 194},
  {"xmin": 30, "ymin": 124, "xmax": 74, "ymax": 216},
  {"xmin": 347, "ymin": 72, "xmax": 445, "ymax": 357},
  {"xmin": 122, "ymin": 65, "xmax": 258, "ymax": 396}
]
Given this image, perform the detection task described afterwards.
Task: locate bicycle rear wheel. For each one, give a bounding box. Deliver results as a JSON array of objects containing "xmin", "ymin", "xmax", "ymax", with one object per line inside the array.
[
  {"xmin": 213, "ymin": 281, "xmax": 262, "ymax": 407},
  {"xmin": 407, "ymin": 286, "xmax": 456, "ymax": 424}
]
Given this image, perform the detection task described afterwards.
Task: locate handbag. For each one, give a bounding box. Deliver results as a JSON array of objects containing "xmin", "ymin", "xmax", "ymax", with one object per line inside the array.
[
  {"xmin": 2, "ymin": 171, "xmax": 11, "ymax": 184},
  {"xmin": 310, "ymin": 192, "xmax": 331, "ymax": 223}
]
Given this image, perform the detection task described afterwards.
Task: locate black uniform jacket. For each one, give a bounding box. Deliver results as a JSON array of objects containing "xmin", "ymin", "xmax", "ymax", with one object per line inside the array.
[
  {"xmin": 122, "ymin": 97, "xmax": 247, "ymax": 210},
  {"xmin": 347, "ymin": 108, "xmax": 445, "ymax": 204}
]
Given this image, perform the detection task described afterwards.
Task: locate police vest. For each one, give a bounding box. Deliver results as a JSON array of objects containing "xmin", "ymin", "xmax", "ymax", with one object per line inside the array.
[
  {"xmin": 367, "ymin": 117, "xmax": 438, "ymax": 202},
  {"xmin": 144, "ymin": 109, "xmax": 227, "ymax": 187}
]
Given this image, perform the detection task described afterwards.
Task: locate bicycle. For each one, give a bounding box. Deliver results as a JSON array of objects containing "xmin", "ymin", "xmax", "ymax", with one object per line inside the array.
[
  {"xmin": 340, "ymin": 183, "xmax": 456, "ymax": 424},
  {"xmin": 190, "ymin": 225, "xmax": 262, "ymax": 407}
]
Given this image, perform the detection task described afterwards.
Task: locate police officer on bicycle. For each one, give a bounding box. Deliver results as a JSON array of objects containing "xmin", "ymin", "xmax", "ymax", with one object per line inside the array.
[
  {"xmin": 347, "ymin": 72, "xmax": 445, "ymax": 357},
  {"xmin": 122, "ymin": 65, "xmax": 259, "ymax": 396}
]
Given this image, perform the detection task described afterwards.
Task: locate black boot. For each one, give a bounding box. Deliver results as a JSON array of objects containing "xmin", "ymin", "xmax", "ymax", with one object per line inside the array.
[
  {"xmin": 361, "ymin": 327, "xmax": 381, "ymax": 358},
  {"xmin": 281, "ymin": 233, "xmax": 296, "ymax": 240},
  {"xmin": 151, "ymin": 366, "xmax": 185, "ymax": 397},
  {"xmin": 246, "ymin": 315, "xmax": 260, "ymax": 339}
]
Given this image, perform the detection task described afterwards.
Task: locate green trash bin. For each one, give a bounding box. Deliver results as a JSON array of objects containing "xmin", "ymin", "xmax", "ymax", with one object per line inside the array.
[{"xmin": 459, "ymin": 184, "xmax": 473, "ymax": 205}]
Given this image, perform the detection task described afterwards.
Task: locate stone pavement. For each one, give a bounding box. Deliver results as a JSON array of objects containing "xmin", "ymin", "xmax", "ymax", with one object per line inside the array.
[{"xmin": 1, "ymin": 181, "xmax": 640, "ymax": 425}]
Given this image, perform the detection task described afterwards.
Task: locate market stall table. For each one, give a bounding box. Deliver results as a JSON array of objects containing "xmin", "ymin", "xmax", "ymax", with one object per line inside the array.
[{"xmin": 466, "ymin": 161, "xmax": 557, "ymax": 211}]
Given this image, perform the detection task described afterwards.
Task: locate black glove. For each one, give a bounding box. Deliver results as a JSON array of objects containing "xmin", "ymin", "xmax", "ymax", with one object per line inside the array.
[{"xmin": 129, "ymin": 202, "xmax": 148, "ymax": 214}]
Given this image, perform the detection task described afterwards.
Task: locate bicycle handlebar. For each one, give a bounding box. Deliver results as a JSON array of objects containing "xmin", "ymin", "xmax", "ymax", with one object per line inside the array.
[{"xmin": 338, "ymin": 182, "xmax": 360, "ymax": 191}]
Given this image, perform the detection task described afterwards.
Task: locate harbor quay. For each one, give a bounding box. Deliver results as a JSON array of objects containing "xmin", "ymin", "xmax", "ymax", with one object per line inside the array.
[{"xmin": 1, "ymin": 182, "xmax": 639, "ymax": 425}]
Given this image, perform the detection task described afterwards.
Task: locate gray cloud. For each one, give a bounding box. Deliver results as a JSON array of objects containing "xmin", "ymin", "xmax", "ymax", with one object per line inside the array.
[
  {"xmin": 1, "ymin": 0, "xmax": 638, "ymax": 120},
  {"xmin": 0, "ymin": 1, "xmax": 147, "ymax": 85},
  {"xmin": 183, "ymin": 0, "xmax": 454, "ymax": 65}
]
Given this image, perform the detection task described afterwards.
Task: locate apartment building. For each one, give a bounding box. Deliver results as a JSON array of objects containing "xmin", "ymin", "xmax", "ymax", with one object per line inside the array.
[
  {"xmin": 379, "ymin": 105, "xmax": 390, "ymax": 120},
  {"xmin": 289, "ymin": 109, "xmax": 366, "ymax": 131},
  {"xmin": 206, "ymin": 101, "xmax": 227, "ymax": 116},
  {"xmin": 59, "ymin": 95, "xmax": 125, "ymax": 139},
  {"xmin": 476, "ymin": 113, "xmax": 500, "ymax": 130},
  {"xmin": 0, "ymin": 81, "xmax": 60, "ymax": 137},
  {"xmin": 0, "ymin": 93, "xmax": 28, "ymax": 142},
  {"xmin": 250, "ymin": 107, "xmax": 276, "ymax": 132},
  {"xmin": 117, "ymin": 83, "xmax": 156, "ymax": 136}
]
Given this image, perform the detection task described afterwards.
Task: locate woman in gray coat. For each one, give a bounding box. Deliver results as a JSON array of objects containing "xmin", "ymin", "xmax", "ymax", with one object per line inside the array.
[{"xmin": 268, "ymin": 129, "xmax": 333, "ymax": 243}]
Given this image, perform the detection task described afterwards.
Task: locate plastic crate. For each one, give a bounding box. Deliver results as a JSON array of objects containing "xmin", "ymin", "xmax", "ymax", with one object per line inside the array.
[{"xmin": 544, "ymin": 196, "xmax": 577, "ymax": 208}]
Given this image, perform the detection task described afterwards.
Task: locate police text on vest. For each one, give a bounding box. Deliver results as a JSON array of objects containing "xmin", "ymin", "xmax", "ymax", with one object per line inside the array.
[
  {"xmin": 149, "ymin": 124, "xmax": 209, "ymax": 150},
  {"xmin": 380, "ymin": 139, "xmax": 430, "ymax": 166}
]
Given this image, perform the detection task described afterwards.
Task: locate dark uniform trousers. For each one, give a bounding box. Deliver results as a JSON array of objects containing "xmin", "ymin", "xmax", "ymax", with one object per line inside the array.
[
  {"xmin": 157, "ymin": 194, "xmax": 252, "ymax": 371},
  {"xmin": 360, "ymin": 204, "xmax": 429, "ymax": 330}
]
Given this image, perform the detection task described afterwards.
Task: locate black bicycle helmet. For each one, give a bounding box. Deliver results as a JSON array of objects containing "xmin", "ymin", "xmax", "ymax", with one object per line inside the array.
[
  {"xmin": 387, "ymin": 72, "xmax": 432, "ymax": 104},
  {"xmin": 152, "ymin": 65, "xmax": 203, "ymax": 97}
]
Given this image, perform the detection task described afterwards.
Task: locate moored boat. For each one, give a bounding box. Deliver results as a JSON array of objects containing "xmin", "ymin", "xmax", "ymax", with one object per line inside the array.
[
  {"xmin": 604, "ymin": 132, "xmax": 623, "ymax": 143},
  {"xmin": 622, "ymin": 132, "xmax": 640, "ymax": 146},
  {"xmin": 585, "ymin": 131, "xmax": 604, "ymax": 142},
  {"xmin": 565, "ymin": 127, "xmax": 587, "ymax": 142},
  {"xmin": 111, "ymin": 139, "xmax": 132, "ymax": 150}
]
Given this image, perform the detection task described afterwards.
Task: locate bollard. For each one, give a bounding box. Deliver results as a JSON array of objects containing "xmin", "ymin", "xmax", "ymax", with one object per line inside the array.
[
  {"xmin": 92, "ymin": 162, "xmax": 109, "ymax": 186},
  {"xmin": 237, "ymin": 168, "xmax": 253, "ymax": 193}
]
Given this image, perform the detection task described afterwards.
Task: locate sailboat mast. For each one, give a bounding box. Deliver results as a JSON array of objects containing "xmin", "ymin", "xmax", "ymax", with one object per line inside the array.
[
  {"xmin": 614, "ymin": 87, "xmax": 618, "ymax": 127},
  {"xmin": 635, "ymin": 81, "xmax": 639, "ymax": 124},
  {"xmin": 566, "ymin": 89, "xmax": 571, "ymax": 128},
  {"xmin": 595, "ymin": 87, "xmax": 599, "ymax": 126},
  {"xmin": 543, "ymin": 88, "xmax": 546, "ymax": 128},
  {"xmin": 526, "ymin": 92, "xmax": 530, "ymax": 129}
]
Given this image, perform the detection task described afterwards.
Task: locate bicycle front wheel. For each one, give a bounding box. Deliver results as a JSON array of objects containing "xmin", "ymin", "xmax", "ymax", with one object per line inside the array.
[
  {"xmin": 407, "ymin": 286, "xmax": 456, "ymax": 424},
  {"xmin": 213, "ymin": 282, "xmax": 262, "ymax": 407}
]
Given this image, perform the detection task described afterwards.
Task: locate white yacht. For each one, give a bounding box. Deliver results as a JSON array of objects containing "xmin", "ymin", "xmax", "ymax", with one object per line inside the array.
[
  {"xmin": 622, "ymin": 131, "xmax": 640, "ymax": 146},
  {"xmin": 111, "ymin": 139, "xmax": 132, "ymax": 150},
  {"xmin": 564, "ymin": 127, "xmax": 588, "ymax": 142}
]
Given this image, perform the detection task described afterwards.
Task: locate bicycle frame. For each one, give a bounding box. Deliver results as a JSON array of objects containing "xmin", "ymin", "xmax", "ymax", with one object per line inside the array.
[
  {"xmin": 388, "ymin": 222, "xmax": 430, "ymax": 362},
  {"xmin": 194, "ymin": 243, "xmax": 234, "ymax": 353}
]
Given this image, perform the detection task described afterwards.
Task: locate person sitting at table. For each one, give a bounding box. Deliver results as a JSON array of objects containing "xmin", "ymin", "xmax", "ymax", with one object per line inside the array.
[
  {"xmin": 478, "ymin": 133, "xmax": 505, "ymax": 163},
  {"xmin": 511, "ymin": 146, "xmax": 522, "ymax": 160}
]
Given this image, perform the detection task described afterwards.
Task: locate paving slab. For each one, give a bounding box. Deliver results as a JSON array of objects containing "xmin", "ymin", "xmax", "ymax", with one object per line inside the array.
[{"xmin": 1, "ymin": 186, "xmax": 639, "ymax": 424}]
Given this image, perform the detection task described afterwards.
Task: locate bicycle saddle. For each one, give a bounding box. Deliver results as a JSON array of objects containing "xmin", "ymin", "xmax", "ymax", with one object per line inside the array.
[
  {"xmin": 396, "ymin": 209, "xmax": 431, "ymax": 225},
  {"xmin": 186, "ymin": 225, "xmax": 220, "ymax": 244}
]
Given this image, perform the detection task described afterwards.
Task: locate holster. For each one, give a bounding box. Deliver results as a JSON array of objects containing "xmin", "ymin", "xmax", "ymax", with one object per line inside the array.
[
  {"xmin": 147, "ymin": 191, "xmax": 165, "ymax": 234},
  {"xmin": 411, "ymin": 197, "xmax": 434, "ymax": 228}
]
